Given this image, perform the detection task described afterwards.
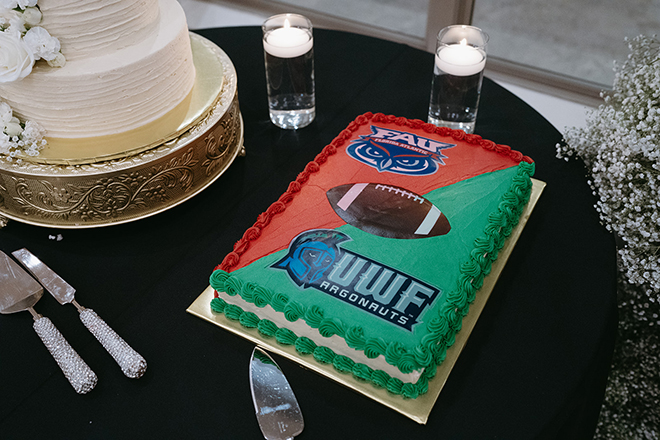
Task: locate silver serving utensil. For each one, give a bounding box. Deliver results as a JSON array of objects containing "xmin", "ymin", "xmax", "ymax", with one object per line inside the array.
[
  {"xmin": 12, "ymin": 248, "xmax": 147, "ymax": 379},
  {"xmin": 0, "ymin": 251, "xmax": 97, "ymax": 394},
  {"xmin": 249, "ymin": 347, "xmax": 304, "ymax": 440}
]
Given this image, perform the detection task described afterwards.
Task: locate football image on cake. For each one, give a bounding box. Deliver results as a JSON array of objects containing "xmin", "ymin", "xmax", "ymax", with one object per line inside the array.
[{"xmin": 326, "ymin": 182, "xmax": 451, "ymax": 239}]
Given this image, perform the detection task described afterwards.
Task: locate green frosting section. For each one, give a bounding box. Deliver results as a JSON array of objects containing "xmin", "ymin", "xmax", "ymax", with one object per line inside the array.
[{"xmin": 209, "ymin": 161, "xmax": 534, "ymax": 398}]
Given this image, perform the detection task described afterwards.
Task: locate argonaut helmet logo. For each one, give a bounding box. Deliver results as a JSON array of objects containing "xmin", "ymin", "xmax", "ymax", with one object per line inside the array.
[
  {"xmin": 273, "ymin": 230, "xmax": 350, "ymax": 288},
  {"xmin": 347, "ymin": 125, "xmax": 456, "ymax": 176}
]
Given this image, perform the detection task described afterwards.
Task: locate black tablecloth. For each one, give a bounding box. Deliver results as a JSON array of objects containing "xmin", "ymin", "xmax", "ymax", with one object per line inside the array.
[{"xmin": 0, "ymin": 27, "xmax": 617, "ymax": 439}]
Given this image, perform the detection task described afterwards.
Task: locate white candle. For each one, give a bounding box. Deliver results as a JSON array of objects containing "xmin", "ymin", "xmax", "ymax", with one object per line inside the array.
[
  {"xmin": 435, "ymin": 41, "xmax": 486, "ymax": 77},
  {"xmin": 263, "ymin": 24, "xmax": 313, "ymax": 59}
]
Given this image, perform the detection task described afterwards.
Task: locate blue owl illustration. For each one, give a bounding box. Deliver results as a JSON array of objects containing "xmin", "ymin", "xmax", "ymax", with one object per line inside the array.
[{"xmin": 347, "ymin": 140, "xmax": 438, "ymax": 175}]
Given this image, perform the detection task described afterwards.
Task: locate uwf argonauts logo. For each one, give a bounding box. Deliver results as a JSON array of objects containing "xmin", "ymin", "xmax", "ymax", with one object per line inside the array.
[
  {"xmin": 272, "ymin": 229, "xmax": 441, "ymax": 331},
  {"xmin": 347, "ymin": 125, "xmax": 456, "ymax": 176}
]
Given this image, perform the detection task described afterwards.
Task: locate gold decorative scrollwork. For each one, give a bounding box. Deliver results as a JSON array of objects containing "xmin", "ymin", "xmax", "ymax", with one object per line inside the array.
[
  {"xmin": 0, "ymin": 182, "xmax": 6, "ymax": 215},
  {"xmin": 202, "ymin": 102, "xmax": 240, "ymax": 177},
  {"xmin": 11, "ymin": 149, "xmax": 199, "ymax": 221}
]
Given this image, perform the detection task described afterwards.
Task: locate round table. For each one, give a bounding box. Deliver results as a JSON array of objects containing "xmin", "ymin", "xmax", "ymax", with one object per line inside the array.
[{"xmin": 0, "ymin": 27, "xmax": 617, "ymax": 439}]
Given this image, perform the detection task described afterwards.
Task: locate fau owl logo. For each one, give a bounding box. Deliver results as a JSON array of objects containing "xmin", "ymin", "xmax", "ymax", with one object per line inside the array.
[
  {"xmin": 347, "ymin": 125, "xmax": 456, "ymax": 176},
  {"xmin": 273, "ymin": 229, "xmax": 441, "ymax": 331}
]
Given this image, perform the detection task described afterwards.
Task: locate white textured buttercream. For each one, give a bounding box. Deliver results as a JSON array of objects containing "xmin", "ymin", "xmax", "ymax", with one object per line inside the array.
[
  {"xmin": 0, "ymin": 0, "xmax": 196, "ymax": 138},
  {"xmin": 38, "ymin": 0, "xmax": 160, "ymax": 62}
]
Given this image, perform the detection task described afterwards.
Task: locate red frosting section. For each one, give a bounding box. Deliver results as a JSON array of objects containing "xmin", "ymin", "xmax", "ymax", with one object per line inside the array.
[{"xmin": 217, "ymin": 112, "xmax": 532, "ymax": 275}]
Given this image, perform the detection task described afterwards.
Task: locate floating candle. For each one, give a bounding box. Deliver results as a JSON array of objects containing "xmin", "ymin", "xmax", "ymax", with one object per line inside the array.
[
  {"xmin": 435, "ymin": 40, "xmax": 486, "ymax": 77},
  {"xmin": 263, "ymin": 22, "xmax": 313, "ymax": 58}
]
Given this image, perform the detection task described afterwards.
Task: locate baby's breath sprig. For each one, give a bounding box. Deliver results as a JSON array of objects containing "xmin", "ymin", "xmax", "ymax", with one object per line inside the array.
[
  {"xmin": 557, "ymin": 35, "xmax": 660, "ymax": 301},
  {"xmin": 0, "ymin": 100, "xmax": 46, "ymax": 159}
]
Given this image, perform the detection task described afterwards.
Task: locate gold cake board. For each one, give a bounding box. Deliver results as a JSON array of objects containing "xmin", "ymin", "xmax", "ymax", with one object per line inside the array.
[
  {"xmin": 188, "ymin": 179, "xmax": 545, "ymax": 424},
  {"xmin": 0, "ymin": 33, "xmax": 243, "ymax": 228}
]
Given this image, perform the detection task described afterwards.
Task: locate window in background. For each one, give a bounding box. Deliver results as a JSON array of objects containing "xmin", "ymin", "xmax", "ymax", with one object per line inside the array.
[
  {"xmin": 472, "ymin": 0, "xmax": 660, "ymax": 90},
  {"xmin": 275, "ymin": 0, "xmax": 430, "ymax": 40},
  {"xmin": 218, "ymin": 0, "xmax": 472, "ymax": 53},
  {"xmin": 219, "ymin": 0, "xmax": 648, "ymax": 101}
]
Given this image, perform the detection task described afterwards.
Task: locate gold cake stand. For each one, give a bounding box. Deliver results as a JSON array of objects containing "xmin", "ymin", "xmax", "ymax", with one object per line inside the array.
[
  {"xmin": 188, "ymin": 179, "xmax": 545, "ymax": 424},
  {"xmin": 0, "ymin": 33, "xmax": 244, "ymax": 228}
]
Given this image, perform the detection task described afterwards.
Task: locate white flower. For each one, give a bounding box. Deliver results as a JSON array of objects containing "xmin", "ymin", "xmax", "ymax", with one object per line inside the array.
[
  {"xmin": 23, "ymin": 26, "xmax": 60, "ymax": 61},
  {"xmin": 17, "ymin": 0, "xmax": 37, "ymax": 8},
  {"xmin": 21, "ymin": 119, "xmax": 45, "ymax": 142},
  {"xmin": 21, "ymin": 7, "xmax": 41, "ymax": 26},
  {"xmin": 0, "ymin": 8, "xmax": 26, "ymax": 34},
  {"xmin": 4, "ymin": 120, "xmax": 21, "ymax": 136},
  {"xmin": 0, "ymin": 101, "xmax": 47, "ymax": 157},
  {"xmin": 0, "ymin": 132, "xmax": 11, "ymax": 154},
  {"xmin": 46, "ymin": 51, "xmax": 65, "ymax": 67},
  {"xmin": 0, "ymin": 0, "xmax": 37, "ymax": 9},
  {"xmin": 0, "ymin": 0, "xmax": 19, "ymax": 9},
  {"xmin": 0, "ymin": 30, "xmax": 34, "ymax": 82},
  {"xmin": 0, "ymin": 101, "xmax": 12, "ymax": 125}
]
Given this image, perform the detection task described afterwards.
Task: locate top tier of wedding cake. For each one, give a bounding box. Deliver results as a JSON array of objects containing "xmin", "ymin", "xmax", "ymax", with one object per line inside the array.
[{"xmin": 0, "ymin": 0, "xmax": 196, "ymax": 139}]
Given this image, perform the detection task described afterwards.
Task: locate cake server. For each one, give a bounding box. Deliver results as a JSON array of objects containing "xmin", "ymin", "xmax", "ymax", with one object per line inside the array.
[
  {"xmin": 12, "ymin": 248, "xmax": 147, "ymax": 379},
  {"xmin": 0, "ymin": 250, "xmax": 97, "ymax": 394},
  {"xmin": 250, "ymin": 347, "xmax": 304, "ymax": 440}
]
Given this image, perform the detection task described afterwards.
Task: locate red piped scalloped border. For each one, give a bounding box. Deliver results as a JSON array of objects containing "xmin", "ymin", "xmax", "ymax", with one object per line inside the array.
[{"xmin": 214, "ymin": 112, "xmax": 534, "ymax": 295}]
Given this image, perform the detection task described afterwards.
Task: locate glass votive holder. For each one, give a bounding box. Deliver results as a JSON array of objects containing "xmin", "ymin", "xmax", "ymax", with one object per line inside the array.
[
  {"xmin": 262, "ymin": 13, "xmax": 315, "ymax": 129},
  {"xmin": 427, "ymin": 25, "xmax": 489, "ymax": 134}
]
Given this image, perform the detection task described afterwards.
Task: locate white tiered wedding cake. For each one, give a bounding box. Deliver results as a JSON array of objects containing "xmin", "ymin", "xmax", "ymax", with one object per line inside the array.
[
  {"xmin": 0, "ymin": 0, "xmax": 196, "ymax": 141},
  {"xmin": 0, "ymin": 0, "xmax": 244, "ymax": 228}
]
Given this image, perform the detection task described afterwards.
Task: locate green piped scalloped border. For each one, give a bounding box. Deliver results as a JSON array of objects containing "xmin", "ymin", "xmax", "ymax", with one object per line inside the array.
[
  {"xmin": 209, "ymin": 296, "xmax": 432, "ymax": 399},
  {"xmin": 210, "ymin": 160, "xmax": 534, "ymax": 398}
]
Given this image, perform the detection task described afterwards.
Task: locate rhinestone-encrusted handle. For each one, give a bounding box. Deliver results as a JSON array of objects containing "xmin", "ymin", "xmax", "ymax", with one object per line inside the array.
[
  {"xmin": 33, "ymin": 316, "xmax": 98, "ymax": 394},
  {"xmin": 79, "ymin": 309, "xmax": 147, "ymax": 379}
]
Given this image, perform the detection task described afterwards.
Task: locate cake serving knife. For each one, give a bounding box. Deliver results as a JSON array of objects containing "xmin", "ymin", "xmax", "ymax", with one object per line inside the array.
[
  {"xmin": 250, "ymin": 346, "xmax": 304, "ymax": 440},
  {"xmin": 12, "ymin": 248, "xmax": 147, "ymax": 379},
  {"xmin": 0, "ymin": 250, "xmax": 97, "ymax": 394}
]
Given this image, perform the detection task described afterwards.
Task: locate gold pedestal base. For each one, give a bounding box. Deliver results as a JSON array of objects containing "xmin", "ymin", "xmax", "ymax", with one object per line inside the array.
[
  {"xmin": 188, "ymin": 180, "xmax": 545, "ymax": 424},
  {"xmin": 0, "ymin": 34, "xmax": 243, "ymax": 228}
]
